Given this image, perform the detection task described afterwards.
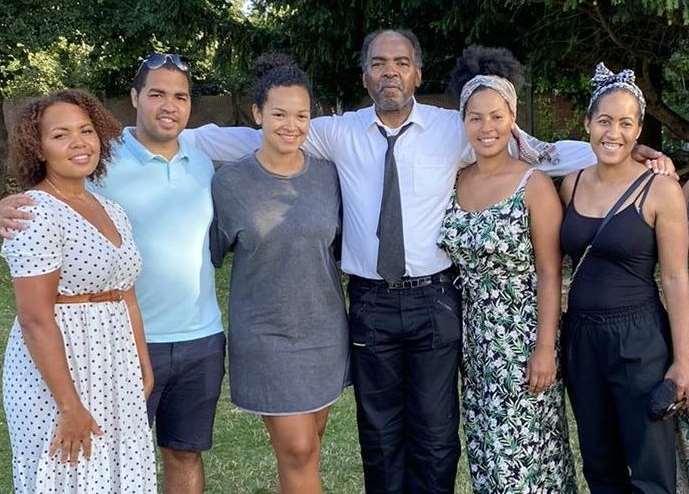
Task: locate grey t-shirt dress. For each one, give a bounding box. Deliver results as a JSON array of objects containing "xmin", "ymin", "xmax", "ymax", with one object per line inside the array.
[{"xmin": 210, "ymin": 153, "xmax": 349, "ymax": 415}]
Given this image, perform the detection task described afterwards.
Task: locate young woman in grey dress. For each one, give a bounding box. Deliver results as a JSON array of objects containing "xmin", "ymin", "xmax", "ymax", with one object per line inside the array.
[{"xmin": 210, "ymin": 55, "xmax": 348, "ymax": 494}]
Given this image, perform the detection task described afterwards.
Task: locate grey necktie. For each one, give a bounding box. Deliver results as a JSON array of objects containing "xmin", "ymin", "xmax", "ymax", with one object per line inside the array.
[{"xmin": 376, "ymin": 123, "xmax": 412, "ymax": 283}]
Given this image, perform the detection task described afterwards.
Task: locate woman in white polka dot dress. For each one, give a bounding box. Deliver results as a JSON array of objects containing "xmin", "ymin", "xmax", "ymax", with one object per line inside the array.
[{"xmin": 1, "ymin": 90, "xmax": 156, "ymax": 492}]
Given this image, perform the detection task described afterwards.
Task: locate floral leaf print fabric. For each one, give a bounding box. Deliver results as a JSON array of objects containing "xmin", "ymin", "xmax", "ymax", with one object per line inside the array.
[{"xmin": 438, "ymin": 170, "xmax": 577, "ymax": 494}]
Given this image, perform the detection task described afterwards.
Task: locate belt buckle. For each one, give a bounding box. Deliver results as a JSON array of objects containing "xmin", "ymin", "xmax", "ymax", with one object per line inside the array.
[
  {"xmin": 386, "ymin": 279, "xmax": 408, "ymax": 290},
  {"xmin": 389, "ymin": 277, "xmax": 428, "ymax": 290}
]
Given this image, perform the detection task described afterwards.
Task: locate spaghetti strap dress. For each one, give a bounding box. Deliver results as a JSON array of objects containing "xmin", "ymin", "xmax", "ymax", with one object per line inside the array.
[{"xmin": 438, "ymin": 168, "xmax": 576, "ymax": 494}]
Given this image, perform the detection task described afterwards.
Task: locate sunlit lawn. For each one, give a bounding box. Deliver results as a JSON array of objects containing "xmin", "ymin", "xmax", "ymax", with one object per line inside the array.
[{"xmin": 0, "ymin": 261, "xmax": 589, "ymax": 492}]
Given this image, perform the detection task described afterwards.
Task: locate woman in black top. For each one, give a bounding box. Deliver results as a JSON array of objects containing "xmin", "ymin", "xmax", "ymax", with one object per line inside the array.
[{"xmin": 560, "ymin": 63, "xmax": 689, "ymax": 494}]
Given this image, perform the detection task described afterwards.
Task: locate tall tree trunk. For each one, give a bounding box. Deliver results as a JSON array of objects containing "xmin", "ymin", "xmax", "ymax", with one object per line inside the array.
[
  {"xmin": 638, "ymin": 62, "xmax": 663, "ymax": 150},
  {"xmin": 0, "ymin": 97, "xmax": 7, "ymax": 197},
  {"xmin": 640, "ymin": 115, "xmax": 663, "ymax": 150},
  {"xmin": 637, "ymin": 60, "xmax": 689, "ymax": 146}
]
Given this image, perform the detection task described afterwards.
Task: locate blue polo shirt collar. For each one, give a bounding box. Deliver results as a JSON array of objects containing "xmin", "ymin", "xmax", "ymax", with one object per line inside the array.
[{"xmin": 122, "ymin": 127, "xmax": 190, "ymax": 164}]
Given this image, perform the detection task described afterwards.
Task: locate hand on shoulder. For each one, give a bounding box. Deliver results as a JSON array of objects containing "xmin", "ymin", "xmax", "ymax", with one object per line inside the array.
[{"xmin": 0, "ymin": 192, "xmax": 36, "ymax": 239}]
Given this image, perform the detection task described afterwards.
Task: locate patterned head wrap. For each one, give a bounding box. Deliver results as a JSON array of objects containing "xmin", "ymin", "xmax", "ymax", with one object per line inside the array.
[
  {"xmin": 587, "ymin": 62, "xmax": 646, "ymax": 119},
  {"xmin": 459, "ymin": 74, "xmax": 558, "ymax": 166}
]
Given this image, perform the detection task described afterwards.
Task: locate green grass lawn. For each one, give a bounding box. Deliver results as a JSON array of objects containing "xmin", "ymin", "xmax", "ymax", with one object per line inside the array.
[{"xmin": 0, "ymin": 261, "xmax": 589, "ymax": 493}]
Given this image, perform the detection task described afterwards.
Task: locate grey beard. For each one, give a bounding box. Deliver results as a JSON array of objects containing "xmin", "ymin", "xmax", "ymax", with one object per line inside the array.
[{"xmin": 374, "ymin": 95, "xmax": 413, "ymax": 113}]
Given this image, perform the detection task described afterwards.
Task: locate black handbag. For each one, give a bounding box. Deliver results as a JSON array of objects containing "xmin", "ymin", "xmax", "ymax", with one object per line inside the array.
[{"xmin": 649, "ymin": 379, "xmax": 684, "ymax": 421}]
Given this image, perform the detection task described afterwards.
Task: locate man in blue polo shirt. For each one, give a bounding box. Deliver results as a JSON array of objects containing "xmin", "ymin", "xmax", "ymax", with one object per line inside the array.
[
  {"xmin": 97, "ymin": 54, "xmax": 225, "ymax": 494},
  {"xmin": 94, "ymin": 55, "xmax": 223, "ymax": 494}
]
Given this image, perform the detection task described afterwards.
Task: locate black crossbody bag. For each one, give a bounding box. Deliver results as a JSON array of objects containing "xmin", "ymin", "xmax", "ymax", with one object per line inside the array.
[{"xmin": 570, "ymin": 169, "xmax": 653, "ymax": 283}]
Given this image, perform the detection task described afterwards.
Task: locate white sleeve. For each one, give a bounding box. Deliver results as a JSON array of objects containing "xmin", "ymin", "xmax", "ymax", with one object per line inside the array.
[
  {"xmin": 180, "ymin": 124, "xmax": 262, "ymax": 162},
  {"xmin": 303, "ymin": 115, "xmax": 339, "ymax": 161},
  {"xmin": 453, "ymin": 113, "xmax": 477, "ymax": 167},
  {"xmin": 538, "ymin": 140, "xmax": 597, "ymax": 178},
  {"xmin": 1, "ymin": 201, "xmax": 62, "ymax": 277}
]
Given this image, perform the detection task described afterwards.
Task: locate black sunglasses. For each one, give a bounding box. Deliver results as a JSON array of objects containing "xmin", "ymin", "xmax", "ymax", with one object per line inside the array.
[{"xmin": 136, "ymin": 53, "xmax": 189, "ymax": 76}]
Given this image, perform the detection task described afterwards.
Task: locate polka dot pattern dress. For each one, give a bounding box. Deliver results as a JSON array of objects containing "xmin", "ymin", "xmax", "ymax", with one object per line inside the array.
[{"xmin": 1, "ymin": 190, "xmax": 156, "ymax": 493}]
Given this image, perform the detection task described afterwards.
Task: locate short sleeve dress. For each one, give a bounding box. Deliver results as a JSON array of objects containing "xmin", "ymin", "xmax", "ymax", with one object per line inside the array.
[
  {"xmin": 210, "ymin": 153, "xmax": 349, "ymax": 415},
  {"xmin": 1, "ymin": 190, "xmax": 156, "ymax": 493}
]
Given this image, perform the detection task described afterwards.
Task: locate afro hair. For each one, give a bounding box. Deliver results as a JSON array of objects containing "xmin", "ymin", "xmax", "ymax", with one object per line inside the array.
[{"xmin": 448, "ymin": 45, "xmax": 524, "ymax": 100}]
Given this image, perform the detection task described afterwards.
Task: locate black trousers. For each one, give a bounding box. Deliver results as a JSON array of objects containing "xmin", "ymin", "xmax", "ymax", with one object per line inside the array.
[
  {"xmin": 348, "ymin": 274, "xmax": 461, "ymax": 494},
  {"xmin": 563, "ymin": 300, "xmax": 676, "ymax": 494}
]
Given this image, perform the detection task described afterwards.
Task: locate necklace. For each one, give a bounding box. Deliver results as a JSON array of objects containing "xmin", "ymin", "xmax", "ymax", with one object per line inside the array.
[{"xmin": 45, "ymin": 177, "xmax": 90, "ymax": 202}]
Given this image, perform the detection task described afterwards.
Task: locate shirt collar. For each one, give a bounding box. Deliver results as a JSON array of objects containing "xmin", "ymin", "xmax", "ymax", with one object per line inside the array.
[
  {"xmin": 364, "ymin": 97, "xmax": 426, "ymax": 132},
  {"xmin": 121, "ymin": 127, "xmax": 190, "ymax": 165}
]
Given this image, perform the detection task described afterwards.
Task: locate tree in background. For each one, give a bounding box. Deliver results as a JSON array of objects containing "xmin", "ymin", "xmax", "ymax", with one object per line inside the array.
[
  {"xmin": 249, "ymin": 0, "xmax": 485, "ymax": 110},
  {"xmin": 2, "ymin": 0, "xmax": 688, "ymax": 194},
  {"xmin": 0, "ymin": 0, "xmax": 262, "ymax": 194},
  {"xmin": 250, "ymin": 0, "xmax": 689, "ymax": 158},
  {"xmin": 1, "ymin": 0, "xmax": 263, "ymax": 96},
  {"xmin": 479, "ymin": 0, "xmax": 689, "ymax": 151}
]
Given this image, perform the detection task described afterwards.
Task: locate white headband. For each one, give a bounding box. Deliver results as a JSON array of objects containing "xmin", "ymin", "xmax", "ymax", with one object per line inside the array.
[
  {"xmin": 458, "ymin": 74, "xmax": 558, "ymax": 166},
  {"xmin": 459, "ymin": 74, "xmax": 518, "ymax": 118},
  {"xmin": 588, "ymin": 62, "xmax": 646, "ymax": 118}
]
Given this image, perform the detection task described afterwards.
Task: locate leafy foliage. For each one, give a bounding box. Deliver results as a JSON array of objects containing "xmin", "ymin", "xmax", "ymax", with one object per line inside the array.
[
  {"xmin": 247, "ymin": 0, "xmax": 688, "ymax": 147},
  {"xmin": 0, "ymin": 0, "xmax": 258, "ymax": 97},
  {"xmin": 4, "ymin": 38, "xmax": 96, "ymax": 97},
  {"xmin": 0, "ymin": 0, "xmax": 687, "ymax": 142}
]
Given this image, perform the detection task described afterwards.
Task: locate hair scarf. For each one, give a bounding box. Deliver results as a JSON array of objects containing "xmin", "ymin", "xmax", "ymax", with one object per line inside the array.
[
  {"xmin": 458, "ymin": 74, "xmax": 559, "ymax": 166},
  {"xmin": 587, "ymin": 62, "xmax": 646, "ymax": 119}
]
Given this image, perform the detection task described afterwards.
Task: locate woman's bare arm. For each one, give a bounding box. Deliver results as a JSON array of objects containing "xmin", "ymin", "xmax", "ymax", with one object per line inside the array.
[
  {"xmin": 653, "ymin": 177, "xmax": 689, "ymax": 401},
  {"xmin": 13, "ymin": 270, "xmax": 103, "ymax": 464},
  {"xmin": 526, "ymin": 170, "xmax": 563, "ymax": 394}
]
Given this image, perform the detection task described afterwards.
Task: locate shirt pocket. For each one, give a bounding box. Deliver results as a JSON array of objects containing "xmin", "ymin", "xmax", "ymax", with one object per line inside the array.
[{"xmin": 413, "ymin": 156, "xmax": 454, "ymax": 196}]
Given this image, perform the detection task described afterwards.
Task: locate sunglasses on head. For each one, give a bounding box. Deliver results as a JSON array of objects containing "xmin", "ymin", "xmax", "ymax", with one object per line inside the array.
[{"xmin": 136, "ymin": 53, "xmax": 189, "ymax": 76}]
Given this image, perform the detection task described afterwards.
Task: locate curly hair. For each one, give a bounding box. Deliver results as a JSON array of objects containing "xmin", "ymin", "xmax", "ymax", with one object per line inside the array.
[
  {"xmin": 253, "ymin": 52, "xmax": 313, "ymax": 109},
  {"xmin": 8, "ymin": 90, "xmax": 122, "ymax": 189},
  {"xmin": 448, "ymin": 45, "xmax": 524, "ymax": 102}
]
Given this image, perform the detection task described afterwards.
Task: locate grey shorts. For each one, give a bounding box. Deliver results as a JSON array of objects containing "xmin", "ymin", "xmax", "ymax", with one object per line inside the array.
[{"xmin": 146, "ymin": 332, "xmax": 226, "ymax": 451}]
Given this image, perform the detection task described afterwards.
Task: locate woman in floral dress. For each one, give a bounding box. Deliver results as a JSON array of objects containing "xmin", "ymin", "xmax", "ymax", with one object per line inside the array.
[{"xmin": 438, "ymin": 46, "xmax": 576, "ymax": 493}]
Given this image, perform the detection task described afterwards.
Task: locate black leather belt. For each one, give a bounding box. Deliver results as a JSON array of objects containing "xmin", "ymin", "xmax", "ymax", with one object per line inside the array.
[{"xmin": 349, "ymin": 268, "xmax": 456, "ymax": 290}]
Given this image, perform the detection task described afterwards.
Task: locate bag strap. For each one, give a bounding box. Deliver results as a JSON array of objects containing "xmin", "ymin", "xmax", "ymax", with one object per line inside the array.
[
  {"xmin": 591, "ymin": 169, "xmax": 653, "ymax": 241},
  {"xmin": 571, "ymin": 169, "xmax": 653, "ymax": 282}
]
